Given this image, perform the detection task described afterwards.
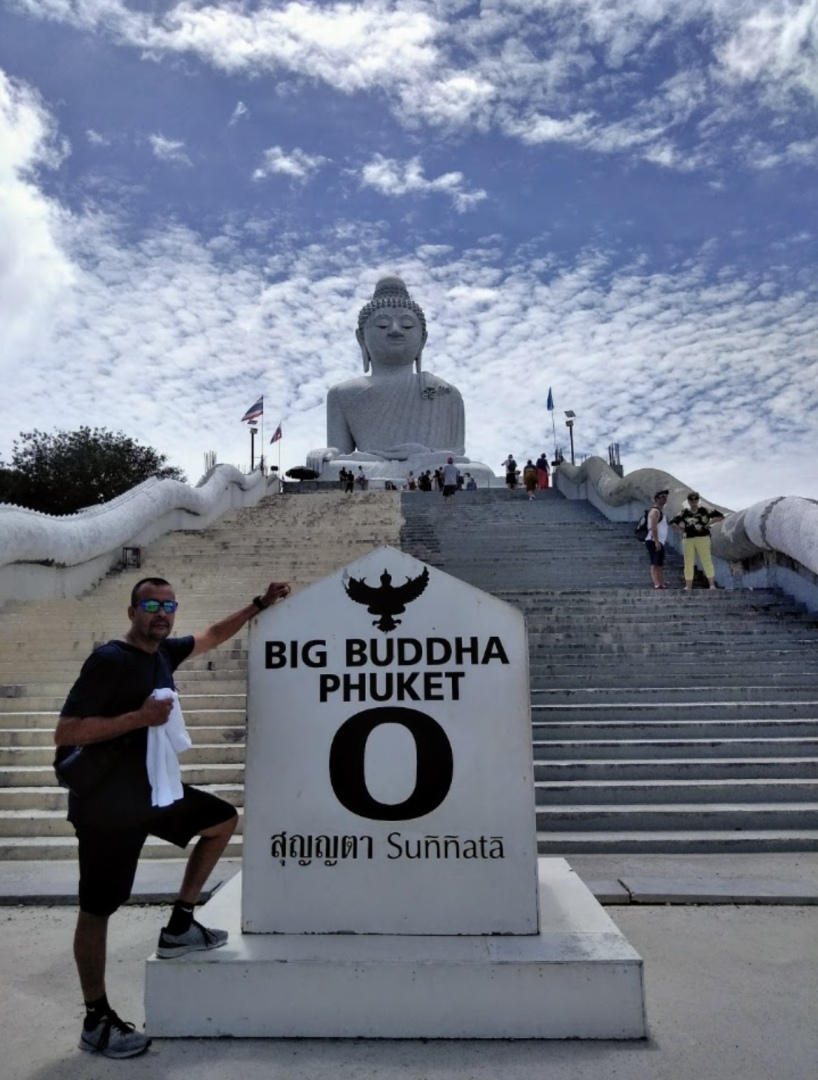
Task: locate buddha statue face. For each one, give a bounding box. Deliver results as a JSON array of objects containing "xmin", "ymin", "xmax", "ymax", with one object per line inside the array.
[
  {"xmin": 355, "ymin": 276, "xmax": 428, "ymax": 374},
  {"xmin": 356, "ymin": 306, "xmax": 427, "ymax": 374}
]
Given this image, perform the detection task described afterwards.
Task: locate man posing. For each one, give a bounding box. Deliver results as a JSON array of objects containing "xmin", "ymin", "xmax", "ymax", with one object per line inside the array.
[{"xmin": 55, "ymin": 575, "xmax": 290, "ymax": 1059}]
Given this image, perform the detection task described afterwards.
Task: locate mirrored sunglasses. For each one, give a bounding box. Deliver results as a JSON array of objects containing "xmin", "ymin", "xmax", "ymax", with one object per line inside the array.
[{"xmin": 137, "ymin": 600, "xmax": 178, "ymax": 614}]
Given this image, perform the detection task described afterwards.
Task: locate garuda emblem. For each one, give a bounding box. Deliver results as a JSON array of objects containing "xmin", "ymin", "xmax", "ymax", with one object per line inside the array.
[{"xmin": 343, "ymin": 566, "xmax": 430, "ymax": 633}]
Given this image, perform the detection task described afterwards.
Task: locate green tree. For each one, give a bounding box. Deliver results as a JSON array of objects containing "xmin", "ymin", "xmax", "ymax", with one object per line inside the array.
[{"xmin": 0, "ymin": 427, "xmax": 187, "ymax": 516}]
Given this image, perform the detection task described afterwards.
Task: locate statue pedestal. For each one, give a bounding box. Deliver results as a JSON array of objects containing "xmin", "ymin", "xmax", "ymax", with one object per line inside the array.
[
  {"xmin": 316, "ymin": 458, "xmax": 500, "ymax": 489},
  {"xmin": 145, "ymin": 860, "xmax": 645, "ymax": 1039}
]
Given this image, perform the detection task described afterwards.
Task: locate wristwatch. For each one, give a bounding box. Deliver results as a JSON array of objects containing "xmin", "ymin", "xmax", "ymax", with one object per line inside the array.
[{"xmin": 252, "ymin": 596, "xmax": 269, "ymax": 611}]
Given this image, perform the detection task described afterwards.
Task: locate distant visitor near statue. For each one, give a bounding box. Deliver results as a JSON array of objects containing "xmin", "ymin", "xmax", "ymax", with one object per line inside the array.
[{"xmin": 306, "ymin": 276, "xmax": 494, "ymax": 487}]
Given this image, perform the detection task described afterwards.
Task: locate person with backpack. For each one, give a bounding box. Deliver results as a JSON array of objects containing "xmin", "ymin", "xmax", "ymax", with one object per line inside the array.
[
  {"xmin": 55, "ymin": 575, "xmax": 291, "ymax": 1059},
  {"xmin": 523, "ymin": 460, "xmax": 538, "ymax": 500},
  {"xmin": 502, "ymin": 455, "xmax": 518, "ymax": 489},
  {"xmin": 644, "ymin": 489, "xmax": 669, "ymax": 589}
]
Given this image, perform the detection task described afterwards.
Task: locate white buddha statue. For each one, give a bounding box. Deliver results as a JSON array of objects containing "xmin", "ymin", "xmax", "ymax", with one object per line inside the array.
[{"xmin": 306, "ymin": 276, "xmax": 494, "ymax": 487}]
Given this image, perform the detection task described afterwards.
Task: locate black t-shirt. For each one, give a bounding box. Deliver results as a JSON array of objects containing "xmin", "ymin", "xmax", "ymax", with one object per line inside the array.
[
  {"xmin": 58, "ymin": 637, "xmax": 194, "ymax": 827},
  {"xmin": 670, "ymin": 507, "xmax": 724, "ymax": 538}
]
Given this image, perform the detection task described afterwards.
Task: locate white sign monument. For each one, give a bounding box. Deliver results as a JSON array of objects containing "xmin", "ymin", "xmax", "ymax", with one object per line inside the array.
[
  {"xmin": 242, "ymin": 546, "xmax": 539, "ymax": 935},
  {"xmin": 146, "ymin": 545, "xmax": 646, "ymax": 1040}
]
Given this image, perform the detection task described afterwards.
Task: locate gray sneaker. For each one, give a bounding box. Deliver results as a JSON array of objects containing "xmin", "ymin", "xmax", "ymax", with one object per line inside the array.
[
  {"xmin": 79, "ymin": 1011, "xmax": 151, "ymax": 1058},
  {"xmin": 156, "ymin": 918, "xmax": 228, "ymax": 958}
]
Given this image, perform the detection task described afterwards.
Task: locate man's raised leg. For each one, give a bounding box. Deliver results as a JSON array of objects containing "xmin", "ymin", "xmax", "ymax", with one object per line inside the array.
[
  {"xmin": 179, "ymin": 813, "xmax": 238, "ymax": 904},
  {"xmin": 157, "ymin": 812, "xmax": 238, "ymax": 959}
]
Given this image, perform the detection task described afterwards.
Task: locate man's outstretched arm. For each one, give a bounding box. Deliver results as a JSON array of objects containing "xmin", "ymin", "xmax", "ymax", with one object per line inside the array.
[{"xmin": 190, "ymin": 581, "xmax": 291, "ymax": 657}]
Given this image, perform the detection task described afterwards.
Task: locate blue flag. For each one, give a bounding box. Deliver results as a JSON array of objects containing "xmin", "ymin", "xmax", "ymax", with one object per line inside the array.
[{"xmin": 546, "ymin": 387, "xmax": 554, "ymax": 411}]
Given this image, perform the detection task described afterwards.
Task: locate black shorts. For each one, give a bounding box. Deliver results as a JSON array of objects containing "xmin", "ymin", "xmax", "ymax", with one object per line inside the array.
[
  {"xmin": 76, "ymin": 786, "xmax": 236, "ymax": 917},
  {"xmin": 442, "ymin": 485, "xmax": 457, "ymax": 497},
  {"xmin": 645, "ymin": 540, "xmax": 666, "ymax": 567}
]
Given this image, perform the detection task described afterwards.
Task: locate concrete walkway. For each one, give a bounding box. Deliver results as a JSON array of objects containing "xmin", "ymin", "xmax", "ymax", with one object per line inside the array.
[
  {"xmin": 3, "ymin": 853, "xmax": 817, "ymax": 906},
  {"xmin": 2, "ymin": 857, "xmax": 816, "ymax": 1080}
]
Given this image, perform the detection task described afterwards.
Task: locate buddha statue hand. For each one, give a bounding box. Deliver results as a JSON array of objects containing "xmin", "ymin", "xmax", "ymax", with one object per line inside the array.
[{"xmin": 379, "ymin": 443, "xmax": 437, "ymax": 461}]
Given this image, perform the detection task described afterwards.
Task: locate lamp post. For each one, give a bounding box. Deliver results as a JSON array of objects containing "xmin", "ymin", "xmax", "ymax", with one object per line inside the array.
[
  {"xmin": 249, "ymin": 426, "xmax": 258, "ymax": 471},
  {"xmin": 564, "ymin": 411, "xmax": 576, "ymax": 466}
]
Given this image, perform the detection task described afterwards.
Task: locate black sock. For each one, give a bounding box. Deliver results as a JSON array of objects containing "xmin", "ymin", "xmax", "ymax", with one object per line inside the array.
[
  {"xmin": 166, "ymin": 900, "xmax": 195, "ymax": 935},
  {"xmin": 84, "ymin": 993, "xmax": 110, "ymax": 1029}
]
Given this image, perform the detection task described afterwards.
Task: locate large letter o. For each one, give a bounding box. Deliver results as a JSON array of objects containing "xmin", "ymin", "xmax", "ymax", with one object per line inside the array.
[{"xmin": 329, "ymin": 706, "xmax": 454, "ymax": 821}]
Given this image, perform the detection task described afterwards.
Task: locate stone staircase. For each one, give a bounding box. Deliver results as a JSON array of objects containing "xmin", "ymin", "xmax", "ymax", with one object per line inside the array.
[
  {"xmin": 2, "ymin": 485, "xmax": 817, "ymax": 858},
  {"xmin": 0, "ymin": 492, "xmax": 403, "ymax": 860},
  {"xmin": 399, "ymin": 487, "xmax": 818, "ymax": 853}
]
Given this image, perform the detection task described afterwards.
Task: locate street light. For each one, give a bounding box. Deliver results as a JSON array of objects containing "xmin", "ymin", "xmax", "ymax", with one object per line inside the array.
[
  {"xmin": 564, "ymin": 410, "xmax": 576, "ymax": 466},
  {"xmin": 249, "ymin": 426, "xmax": 258, "ymax": 471}
]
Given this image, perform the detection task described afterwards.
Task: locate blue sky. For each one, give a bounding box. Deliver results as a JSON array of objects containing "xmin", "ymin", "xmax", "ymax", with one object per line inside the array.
[{"xmin": 1, "ymin": 0, "xmax": 816, "ymax": 510}]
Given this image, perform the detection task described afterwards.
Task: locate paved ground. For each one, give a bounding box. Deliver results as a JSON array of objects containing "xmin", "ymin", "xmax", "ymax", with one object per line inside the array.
[
  {"xmin": 3, "ymin": 853, "xmax": 818, "ymax": 906},
  {"xmin": 1, "ymin": 855, "xmax": 816, "ymax": 1080}
]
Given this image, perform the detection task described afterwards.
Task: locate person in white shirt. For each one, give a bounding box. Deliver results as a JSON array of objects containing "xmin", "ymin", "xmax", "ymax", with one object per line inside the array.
[{"xmin": 442, "ymin": 456, "xmax": 459, "ymax": 501}]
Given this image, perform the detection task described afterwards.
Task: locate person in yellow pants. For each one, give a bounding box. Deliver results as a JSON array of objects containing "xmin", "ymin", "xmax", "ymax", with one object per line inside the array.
[{"xmin": 669, "ymin": 492, "xmax": 726, "ymax": 590}]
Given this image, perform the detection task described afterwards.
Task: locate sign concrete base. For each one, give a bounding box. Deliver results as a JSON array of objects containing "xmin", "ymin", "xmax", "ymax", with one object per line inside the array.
[{"xmin": 145, "ymin": 859, "xmax": 646, "ymax": 1039}]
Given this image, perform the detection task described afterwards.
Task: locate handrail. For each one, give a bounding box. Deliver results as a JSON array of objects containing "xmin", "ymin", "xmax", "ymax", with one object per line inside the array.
[
  {"xmin": 557, "ymin": 457, "xmax": 818, "ymax": 578},
  {"xmin": 0, "ymin": 466, "xmax": 278, "ymax": 603}
]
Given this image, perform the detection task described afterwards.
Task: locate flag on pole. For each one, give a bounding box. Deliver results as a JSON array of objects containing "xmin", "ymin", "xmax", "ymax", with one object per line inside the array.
[
  {"xmin": 270, "ymin": 422, "xmax": 282, "ymax": 444},
  {"xmin": 546, "ymin": 387, "xmax": 554, "ymax": 411},
  {"xmin": 241, "ymin": 396, "xmax": 264, "ymax": 423}
]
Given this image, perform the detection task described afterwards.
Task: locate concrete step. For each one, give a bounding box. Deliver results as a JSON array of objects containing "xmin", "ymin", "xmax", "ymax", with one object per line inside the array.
[
  {"xmin": 0, "ymin": 743, "xmax": 247, "ymax": 767},
  {"xmin": 4, "ymin": 487, "xmax": 817, "ymax": 860},
  {"xmin": 535, "ymin": 829, "xmax": 818, "ymax": 854},
  {"xmin": 0, "ymin": 659, "xmax": 247, "ymax": 674},
  {"xmin": 0, "ymin": 678, "xmax": 245, "ymax": 699},
  {"xmin": 530, "ymin": 640, "xmax": 818, "ymax": 655},
  {"xmin": 496, "ymin": 587, "xmax": 783, "ymax": 601},
  {"xmin": 531, "ymin": 701, "xmax": 818, "ymax": 721},
  {"xmin": 0, "ymin": 709, "xmax": 246, "ymax": 731},
  {"xmin": 531, "ymin": 687, "xmax": 818, "ymax": 705},
  {"xmin": 0, "ymin": 762, "xmax": 245, "ymax": 788},
  {"xmin": 0, "ymin": 834, "xmax": 244, "ymax": 860},
  {"xmin": 0, "ymin": 805, "xmax": 246, "ymax": 838},
  {"xmin": 536, "ymin": 803, "xmax": 818, "ymax": 831},
  {"xmin": 529, "ymin": 643, "xmax": 818, "ymax": 660},
  {"xmin": 534, "ymin": 758, "xmax": 818, "ymax": 781},
  {"xmin": 530, "ymin": 672, "xmax": 818, "ymax": 690},
  {"xmin": 528, "ymin": 615, "xmax": 817, "ymax": 632},
  {"xmin": 529, "ymin": 638, "xmax": 818, "ymax": 653},
  {"xmin": 531, "ymin": 737, "xmax": 818, "ymax": 760},
  {"xmin": 534, "ymin": 778, "xmax": 818, "ymax": 805},
  {"xmin": 0, "ymin": 725, "xmax": 245, "ymax": 747},
  {"xmin": 0, "ymin": 783, "xmax": 245, "ymax": 811},
  {"xmin": 0, "ymin": 693, "xmax": 246, "ymax": 713},
  {"xmin": 531, "ymin": 719, "xmax": 818, "ymax": 740}
]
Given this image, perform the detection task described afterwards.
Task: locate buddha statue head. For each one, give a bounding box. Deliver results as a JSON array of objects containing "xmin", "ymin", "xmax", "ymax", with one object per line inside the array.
[{"xmin": 356, "ymin": 275, "xmax": 428, "ymax": 374}]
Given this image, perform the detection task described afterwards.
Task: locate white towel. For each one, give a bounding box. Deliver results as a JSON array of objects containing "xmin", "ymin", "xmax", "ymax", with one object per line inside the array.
[{"xmin": 146, "ymin": 688, "xmax": 192, "ymax": 807}]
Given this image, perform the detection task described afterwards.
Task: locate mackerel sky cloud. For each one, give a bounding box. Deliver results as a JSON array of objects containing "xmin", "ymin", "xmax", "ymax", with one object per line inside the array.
[{"xmin": 1, "ymin": 0, "xmax": 816, "ymax": 509}]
